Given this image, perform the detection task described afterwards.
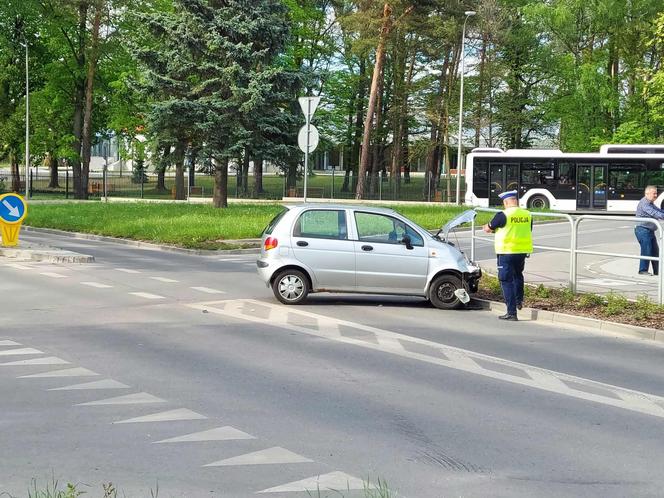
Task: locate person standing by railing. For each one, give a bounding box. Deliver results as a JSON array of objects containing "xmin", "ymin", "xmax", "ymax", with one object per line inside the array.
[{"xmin": 635, "ymin": 185, "xmax": 664, "ymax": 276}]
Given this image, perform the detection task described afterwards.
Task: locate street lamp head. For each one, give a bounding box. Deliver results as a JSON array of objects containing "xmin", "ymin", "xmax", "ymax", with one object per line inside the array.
[{"xmin": 465, "ymin": 11, "xmax": 476, "ymax": 16}]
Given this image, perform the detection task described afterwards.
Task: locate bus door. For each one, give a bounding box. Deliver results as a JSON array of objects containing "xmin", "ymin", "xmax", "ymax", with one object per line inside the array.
[
  {"xmin": 489, "ymin": 163, "xmax": 519, "ymax": 206},
  {"xmin": 577, "ymin": 164, "xmax": 607, "ymax": 209}
]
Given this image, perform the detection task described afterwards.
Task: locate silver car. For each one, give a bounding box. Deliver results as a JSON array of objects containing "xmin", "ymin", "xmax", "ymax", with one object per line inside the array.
[{"xmin": 256, "ymin": 204, "xmax": 481, "ymax": 309}]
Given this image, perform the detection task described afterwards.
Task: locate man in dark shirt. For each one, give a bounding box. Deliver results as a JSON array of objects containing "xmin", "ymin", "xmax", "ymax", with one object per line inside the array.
[{"xmin": 635, "ymin": 185, "xmax": 664, "ymax": 275}]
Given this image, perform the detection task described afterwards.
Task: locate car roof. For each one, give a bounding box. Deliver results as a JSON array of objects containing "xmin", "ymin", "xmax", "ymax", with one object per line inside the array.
[{"xmin": 287, "ymin": 203, "xmax": 398, "ymax": 215}]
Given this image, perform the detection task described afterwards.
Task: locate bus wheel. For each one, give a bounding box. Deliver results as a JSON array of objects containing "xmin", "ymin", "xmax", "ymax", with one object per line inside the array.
[{"xmin": 528, "ymin": 195, "xmax": 549, "ymax": 209}]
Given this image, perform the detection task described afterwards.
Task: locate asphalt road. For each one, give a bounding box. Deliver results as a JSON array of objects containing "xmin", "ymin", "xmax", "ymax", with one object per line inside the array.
[{"xmin": 1, "ymin": 230, "xmax": 664, "ymax": 497}]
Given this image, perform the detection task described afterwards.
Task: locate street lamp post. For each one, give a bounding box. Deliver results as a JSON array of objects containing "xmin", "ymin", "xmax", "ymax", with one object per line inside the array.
[
  {"xmin": 20, "ymin": 40, "xmax": 29, "ymax": 198},
  {"xmin": 455, "ymin": 10, "xmax": 475, "ymax": 205}
]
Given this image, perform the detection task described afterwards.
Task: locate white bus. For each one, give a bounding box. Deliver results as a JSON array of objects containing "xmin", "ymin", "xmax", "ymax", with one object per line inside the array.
[{"xmin": 464, "ymin": 145, "xmax": 664, "ymax": 211}]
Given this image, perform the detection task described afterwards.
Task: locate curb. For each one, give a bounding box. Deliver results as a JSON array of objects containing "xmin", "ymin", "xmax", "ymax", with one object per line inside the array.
[
  {"xmin": 473, "ymin": 298, "xmax": 663, "ymax": 342},
  {"xmin": 0, "ymin": 246, "xmax": 95, "ymax": 264},
  {"xmin": 22, "ymin": 226, "xmax": 261, "ymax": 256}
]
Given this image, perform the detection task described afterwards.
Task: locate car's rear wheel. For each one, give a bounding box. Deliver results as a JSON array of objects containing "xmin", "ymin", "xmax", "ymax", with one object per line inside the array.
[
  {"xmin": 272, "ymin": 269, "xmax": 309, "ymax": 305},
  {"xmin": 429, "ymin": 274, "xmax": 464, "ymax": 310}
]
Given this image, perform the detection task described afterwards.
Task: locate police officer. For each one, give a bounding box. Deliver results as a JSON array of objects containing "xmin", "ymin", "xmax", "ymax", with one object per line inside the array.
[{"xmin": 482, "ymin": 190, "xmax": 533, "ymax": 321}]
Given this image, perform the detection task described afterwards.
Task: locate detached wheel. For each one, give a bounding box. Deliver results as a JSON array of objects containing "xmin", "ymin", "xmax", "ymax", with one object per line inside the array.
[
  {"xmin": 429, "ymin": 274, "xmax": 464, "ymax": 310},
  {"xmin": 272, "ymin": 269, "xmax": 309, "ymax": 305},
  {"xmin": 528, "ymin": 195, "xmax": 549, "ymax": 209}
]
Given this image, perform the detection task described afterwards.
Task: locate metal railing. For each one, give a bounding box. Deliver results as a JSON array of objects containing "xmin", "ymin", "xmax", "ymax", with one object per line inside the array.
[{"xmin": 470, "ymin": 208, "xmax": 664, "ymax": 304}]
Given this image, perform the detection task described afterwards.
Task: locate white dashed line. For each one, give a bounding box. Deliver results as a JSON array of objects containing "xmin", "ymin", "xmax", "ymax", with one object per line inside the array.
[
  {"xmin": 114, "ymin": 408, "xmax": 206, "ymax": 424},
  {"xmin": 0, "ymin": 348, "xmax": 44, "ymax": 356},
  {"xmin": 129, "ymin": 292, "xmax": 164, "ymax": 300},
  {"xmin": 5, "ymin": 263, "xmax": 34, "ymax": 270},
  {"xmin": 116, "ymin": 268, "xmax": 141, "ymax": 274},
  {"xmin": 80, "ymin": 281, "xmax": 113, "ymax": 289},
  {"xmin": 189, "ymin": 299, "xmax": 664, "ymax": 420},
  {"xmin": 154, "ymin": 426, "xmax": 255, "ymax": 444},
  {"xmin": 77, "ymin": 392, "xmax": 165, "ymax": 406},
  {"xmin": 258, "ymin": 472, "xmax": 371, "ymax": 494},
  {"xmin": 204, "ymin": 447, "xmax": 312, "ymax": 467},
  {"xmin": 150, "ymin": 277, "xmax": 179, "ymax": 283},
  {"xmin": 40, "ymin": 272, "xmax": 67, "ymax": 279},
  {"xmin": 191, "ymin": 286, "xmax": 226, "ymax": 294}
]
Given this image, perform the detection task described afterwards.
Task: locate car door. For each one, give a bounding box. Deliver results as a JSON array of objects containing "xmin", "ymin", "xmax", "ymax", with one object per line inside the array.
[
  {"xmin": 291, "ymin": 209, "xmax": 356, "ymax": 291},
  {"xmin": 352, "ymin": 211, "xmax": 429, "ymax": 295}
]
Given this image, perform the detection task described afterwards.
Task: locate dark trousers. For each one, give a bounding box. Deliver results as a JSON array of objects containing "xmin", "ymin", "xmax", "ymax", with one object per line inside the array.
[
  {"xmin": 635, "ymin": 226, "xmax": 659, "ymax": 275},
  {"xmin": 497, "ymin": 253, "xmax": 527, "ymax": 316}
]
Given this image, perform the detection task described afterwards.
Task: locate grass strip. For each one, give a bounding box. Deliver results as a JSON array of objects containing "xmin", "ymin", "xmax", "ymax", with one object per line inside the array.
[{"xmin": 25, "ymin": 202, "xmax": 497, "ymax": 250}]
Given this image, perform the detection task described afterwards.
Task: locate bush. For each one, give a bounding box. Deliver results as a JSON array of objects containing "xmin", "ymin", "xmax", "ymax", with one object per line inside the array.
[
  {"xmin": 534, "ymin": 284, "xmax": 551, "ymax": 298},
  {"xmin": 604, "ymin": 292, "xmax": 629, "ymax": 316},
  {"xmin": 577, "ymin": 293, "xmax": 605, "ymax": 308},
  {"xmin": 634, "ymin": 294, "xmax": 659, "ymax": 320}
]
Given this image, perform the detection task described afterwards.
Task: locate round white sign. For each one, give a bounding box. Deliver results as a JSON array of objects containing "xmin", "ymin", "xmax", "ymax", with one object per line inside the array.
[{"xmin": 298, "ymin": 125, "xmax": 319, "ymax": 153}]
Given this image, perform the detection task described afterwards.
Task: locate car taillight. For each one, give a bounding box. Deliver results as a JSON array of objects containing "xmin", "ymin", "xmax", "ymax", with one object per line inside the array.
[{"xmin": 264, "ymin": 237, "xmax": 278, "ymax": 251}]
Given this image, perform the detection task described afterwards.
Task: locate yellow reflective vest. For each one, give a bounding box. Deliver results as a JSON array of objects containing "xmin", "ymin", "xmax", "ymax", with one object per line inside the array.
[{"xmin": 494, "ymin": 206, "xmax": 533, "ymax": 254}]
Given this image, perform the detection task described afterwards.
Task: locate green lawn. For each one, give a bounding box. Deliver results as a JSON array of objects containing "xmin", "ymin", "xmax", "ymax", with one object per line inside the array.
[{"xmin": 25, "ymin": 202, "xmax": 493, "ymax": 250}]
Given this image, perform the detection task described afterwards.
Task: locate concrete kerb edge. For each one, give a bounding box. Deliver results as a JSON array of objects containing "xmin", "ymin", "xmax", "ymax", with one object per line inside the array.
[
  {"xmin": 22, "ymin": 226, "xmax": 261, "ymax": 256},
  {"xmin": 472, "ymin": 297, "xmax": 661, "ymax": 342}
]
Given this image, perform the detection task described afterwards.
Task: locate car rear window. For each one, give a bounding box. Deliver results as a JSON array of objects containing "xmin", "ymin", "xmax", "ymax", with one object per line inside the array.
[{"xmin": 263, "ymin": 209, "xmax": 289, "ymax": 235}]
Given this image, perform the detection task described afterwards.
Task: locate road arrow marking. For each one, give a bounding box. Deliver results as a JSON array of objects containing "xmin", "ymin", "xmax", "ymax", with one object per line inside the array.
[
  {"xmin": 0, "ymin": 348, "xmax": 44, "ymax": 356},
  {"xmin": 154, "ymin": 426, "xmax": 255, "ymax": 444},
  {"xmin": 203, "ymin": 446, "xmax": 313, "ymax": 467},
  {"xmin": 0, "ymin": 356, "xmax": 70, "ymax": 366},
  {"xmin": 114, "ymin": 408, "xmax": 206, "ymax": 424},
  {"xmin": 258, "ymin": 471, "xmax": 371, "ymax": 494},
  {"xmin": 77, "ymin": 392, "xmax": 165, "ymax": 406},
  {"xmin": 49, "ymin": 379, "xmax": 130, "ymax": 391},
  {"xmin": 2, "ymin": 199, "xmax": 20, "ymax": 217},
  {"xmin": 18, "ymin": 367, "xmax": 100, "ymax": 378}
]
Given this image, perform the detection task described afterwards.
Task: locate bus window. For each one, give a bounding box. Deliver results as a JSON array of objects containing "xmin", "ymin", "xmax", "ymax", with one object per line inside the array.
[
  {"xmin": 472, "ymin": 160, "xmax": 489, "ymax": 198},
  {"xmin": 521, "ymin": 163, "xmax": 554, "ymax": 185},
  {"xmin": 608, "ymin": 164, "xmax": 645, "ymax": 199},
  {"xmin": 557, "ymin": 162, "xmax": 576, "ymax": 185},
  {"xmin": 644, "ymin": 161, "xmax": 664, "ymax": 186}
]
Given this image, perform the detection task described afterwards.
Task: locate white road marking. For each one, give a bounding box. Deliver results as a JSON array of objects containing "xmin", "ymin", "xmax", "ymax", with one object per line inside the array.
[
  {"xmin": 114, "ymin": 408, "xmax": 206, "ymax": 424},
  {"xmin": 80, "ymin": 281, "xmax": 113, "ymax": 289},
  {"xmin": 129, "ymin": 292, "xmax": 164, "ymax": 300},
  {"xmin": 204, "ymin": 447, "xmax": 313, "ymax": 467},
  {"xmin": 116, "ymin": 268, "xmax": 141, "ymax": 274},
  {"xmin": 5, "ymin": 263, "xmax": 34, "ymax": 270},
  {"xmin": 258, "ymin": 471, "xmax": 371, "ymax": 494},
  {"xmin": 0, "ymin": 340, "xmax": 22, "ymax": 347},
  {"xmin": 40, "ymin": 272, "xmax": 67, "ymax": 279},
  {"xmin": 189, "ymin": 299, "xmax": 664, "ymax": 420},
  {"xmin": 154, "ymin": 426, "xmax": 255, "ymax": 444},
  {"xmin": 49, "ymin": 379, "xmax": 130, "ymax": 391},
  {"xmin": 0, "ymin": 348, "xmax": 43, "ymax": 356},
  {"xmin": 18, "ymin": 367, "xmax": 100, "ymax": 378},
  {"xmin": 77, "ymin": 392, "xmax": 165, "ymax": 406},
  {"xmin": 191, "ymin": 286, "xmax": 226, "ymax": 294},
  {"xmin": 0, "ymin": 357, "xmax": 70, "ymax": 366},
  {"xmin": 150, "ymin": 277, "xmax": 179, "ymax": 283},
  {"xmin": 578, "ymin": 278, "xmax": 633, "ymax": 287}
]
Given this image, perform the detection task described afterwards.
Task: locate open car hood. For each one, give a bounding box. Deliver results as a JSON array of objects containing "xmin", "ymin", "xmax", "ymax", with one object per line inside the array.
[{"xmin": 439, "ymin": 209, "xmax": 477, "ymax": 241}]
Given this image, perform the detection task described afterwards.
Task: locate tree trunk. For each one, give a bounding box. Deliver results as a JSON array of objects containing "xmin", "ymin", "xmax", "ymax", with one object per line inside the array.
[
  {"xmin": 48, "ymin": 153, "xmax": 59, "ymax": 188},
  {"xmin": 356, "ymin": 3, "xmax": 392, "ymax": 200},
  {"xmin": 156, "ymin": 144, "xmax": 169, "ymax": 191},
  {"xmin": 71, "ymin": 2, "xmax": 87, "ymax": 198},
  {"xmin": 213, "ymin": 156, "xmax": 229, "ymax": 208},
  {"xmin": 344, "ymin": 58, "xmax": 366, "ymax": 193},
  {"xmin": 80, "ymin": 2, "xmax": 103, "ymax": 200},
  {"xmin": 254, "ymin": 157, "xmax": 264, "ymax": 194},
  {"xmin": 241, "ymin": 147, "xmax": 250, "ymax": 195},
  {"xmin": 174, "ymin": 140, "xmax": 186, "ymax": 200}
]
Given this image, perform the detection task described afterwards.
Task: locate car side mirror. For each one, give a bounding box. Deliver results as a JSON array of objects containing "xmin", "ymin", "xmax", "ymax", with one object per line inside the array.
[{"xmin": 401, "ymin": 235, "xmax": 413, "ymax": 250}]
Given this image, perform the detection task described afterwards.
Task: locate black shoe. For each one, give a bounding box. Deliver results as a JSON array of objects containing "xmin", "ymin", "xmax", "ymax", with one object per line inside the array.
[
  {"xmin": 639, "ymin": 271, "xmax": 652, "ymax": 275},
  {"xmin": 499, "ymin": 314, "xmax": 518, "ymax": 321},
  {"xmin": 517, "ymin": 302, "xmax": 523, "ymax": 310}
]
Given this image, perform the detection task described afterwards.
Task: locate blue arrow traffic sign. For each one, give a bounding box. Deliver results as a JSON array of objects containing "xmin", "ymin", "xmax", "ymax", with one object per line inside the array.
[{"xmin": 0, "ymin": 193, "xmax": 27, "ymax": 224}]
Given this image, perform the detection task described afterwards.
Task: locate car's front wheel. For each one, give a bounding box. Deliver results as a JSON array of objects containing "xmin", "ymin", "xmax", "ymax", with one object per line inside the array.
[
  {"xmin": 429, "ymin": 274, "xmax": 464, "ymax": 310},
  {"xmin": 272, "ymin": 269, "xmax": 309, "ymax": 305}
]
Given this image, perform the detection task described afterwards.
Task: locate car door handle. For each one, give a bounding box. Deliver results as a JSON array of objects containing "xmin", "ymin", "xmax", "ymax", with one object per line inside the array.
[
  {"xmin": 296, "ymin": 241, "xmax": 308, "ymax": 247},
  {"xmin": 361, "ymin": 245, "xmax": 373, "ymax": 251}
]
